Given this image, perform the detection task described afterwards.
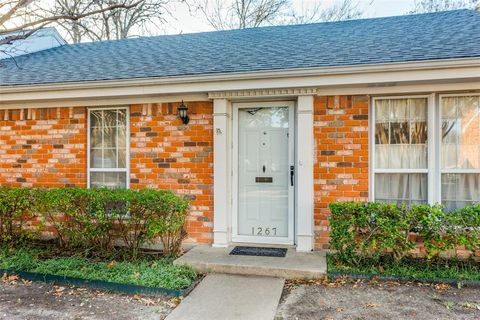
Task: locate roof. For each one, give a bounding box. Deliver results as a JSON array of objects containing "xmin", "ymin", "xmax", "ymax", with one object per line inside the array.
[{"xmin": 1, "ymin": 9, "xmax": 480, "ymax": 87}]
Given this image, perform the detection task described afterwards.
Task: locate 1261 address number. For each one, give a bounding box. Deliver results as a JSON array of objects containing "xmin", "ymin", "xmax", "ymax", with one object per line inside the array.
[{"xmin": 251, "ymin": 227, "xmax": 277, "ymax": 236}]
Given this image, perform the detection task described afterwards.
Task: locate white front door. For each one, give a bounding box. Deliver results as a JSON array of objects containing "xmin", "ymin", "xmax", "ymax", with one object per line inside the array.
[{"xmin": 233, "ymin": 102, "xmax": 295, "ymax": 245}]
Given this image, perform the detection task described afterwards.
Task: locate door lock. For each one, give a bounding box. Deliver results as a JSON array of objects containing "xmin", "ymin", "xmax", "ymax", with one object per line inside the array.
[{"xmin": 290, "ymin": 165, "xmax": 295, "ymax": 186}]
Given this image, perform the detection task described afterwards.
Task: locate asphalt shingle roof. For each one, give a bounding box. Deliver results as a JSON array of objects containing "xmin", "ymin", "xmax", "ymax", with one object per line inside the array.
[{"xmin": 1, "ymin": 9, "xmax": 480, "ymax": 87}]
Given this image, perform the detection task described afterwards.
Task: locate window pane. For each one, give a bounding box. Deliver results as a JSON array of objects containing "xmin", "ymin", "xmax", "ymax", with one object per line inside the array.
[
  {"xmin": 389, "ymin": 145, "xmax": 410, "ymax": 169},
  {"xmin": 90, "ymin": 127, "xmax": 103, "ymax": 148},
  {"xmin": 90, "ymin": 172, "xmax": 126, "ymax": 189},
  {"xmin": 104, "ymin": 110, "xmax": 117, "ymax": 127},
  {"xmin": 89, "ymin": 109, "xmax": 127, "ymax": 168},
  {"xmin": 90, "ymin": 149, "xmax": 102, "ymax": 168},
  {"xmin": 90, "ymin": 111, "xmax": 103, "ymax": 128},
  {"xmin": 390, "ymin": 122, "xmax": 409, "ymax": 144},
  {"xmin": 375, "ymin": 123, "xmax": 389, "ymax": 144},
  {"xmin": 103, "ymin": 149, "xmax": 117, "ymax": 168},
  {"xmin": 89, "ymin": 108, "xmax": 128, "ymax": 188},
  {"xmin": 375, "ymin": 173, "xmax": 428, "ymax": 205},
  {"xmin": 374, "ymin": 98, "xmax": 427, "ymax": 170},
  {"xmin": 391, "ymin": 99, "xmax": 408, "ymax": 120},
  {"xmin": 411, "ymin": 122, "xmax": 427, "ymax": 144},
  {"xmin": 118, "ymin": 110, "xmax": 127, "ymax": 127},
  {"xmin": 103, "ymin": 127, "xmax": 117, "ymax": 148},
  {"xmin": 118, "ymin": 149, "xmax": 126, "ymax": 168},
  {"xmin": 410, "ymin": 98, "xmax": 427, "ymax": 120},
  {"xmin": 441, "ymin": 96, "xmax": 480, "ymax": 169},
  {"xmin": 375, "ymin": 99, "xmax": 389, "ymax": 122},
  {"xmin": 442, "ymin": 173, "xmax": 480, "ymax": 211}
]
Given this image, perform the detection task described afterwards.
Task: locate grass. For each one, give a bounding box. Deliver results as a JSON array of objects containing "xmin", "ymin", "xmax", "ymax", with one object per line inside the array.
[
  {"xmin": 0, "ymin": 246, "xmax": 196, "ymax": 290},
  {"xmin": 327, "ymin": 254, "xmax": 480, "ymax": 282}
]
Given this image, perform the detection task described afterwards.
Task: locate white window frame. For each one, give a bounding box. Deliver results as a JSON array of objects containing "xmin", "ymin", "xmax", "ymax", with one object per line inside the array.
[
  {"xmin": 438, "ymin": 93, "xmax": 480, "ymax": 207},
  {"xmin": 370, "ymin": 95, "xmax": 435, "ymax": 204},
  {"xmin": 87, "ymin": 106, "xmax": 130, "ymax": 189}
]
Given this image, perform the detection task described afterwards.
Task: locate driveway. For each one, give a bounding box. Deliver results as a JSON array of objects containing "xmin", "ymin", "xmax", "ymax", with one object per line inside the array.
[
  {"xmin": 276, "ymin": 277, "xmax": 480, "ymax": 320},
  {"xmin": 0, "ymin": 274, "xmax": 177, "ymax": 320}
]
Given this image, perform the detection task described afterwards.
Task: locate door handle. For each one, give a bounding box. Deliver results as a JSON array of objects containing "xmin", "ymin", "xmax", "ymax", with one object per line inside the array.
[{"xmin": 290, "ymin": 165, "xmax": 294, "ymax": 186}]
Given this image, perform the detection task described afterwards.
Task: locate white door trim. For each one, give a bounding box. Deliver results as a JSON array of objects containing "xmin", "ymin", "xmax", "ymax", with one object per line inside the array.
[{"xmin": 232, "ymin": 101, "xmax": 296, "ymax": 245}]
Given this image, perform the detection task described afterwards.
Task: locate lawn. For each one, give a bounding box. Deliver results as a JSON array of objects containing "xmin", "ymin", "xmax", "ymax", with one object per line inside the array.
[
  {"xmin": 0, "ymin": 246, "xmax": 196, "ymax": 290},
  {"xmin": 327, "ymin": 254, "xmax": 480, "ymax": 282}
]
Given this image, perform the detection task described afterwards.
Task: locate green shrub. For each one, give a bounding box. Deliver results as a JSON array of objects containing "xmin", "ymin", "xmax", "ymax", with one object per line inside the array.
[
  {"xmin": 33, "ymin": 187, "xmax": 189, "ymax": 259},
  {"xmin": 0, "ymin": 186, "xmax": 37, "ymax": 244},
  {"xmin": 329, "ymin": 202, "xmax": 479, "ymax": 265},
  {"xmin": 36, "ymin": 187, "xmax": 115, "ymax": 254},
  {"xmin": 107, "ymin": 188, "xmax": 189, "ymax": 258},
  {"xmin": 446, "ymin": 204, "xmax": 480, "ymax": 256}
]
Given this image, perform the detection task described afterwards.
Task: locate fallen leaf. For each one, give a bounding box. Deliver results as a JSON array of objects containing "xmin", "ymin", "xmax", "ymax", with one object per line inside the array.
[
  {"xmin": 2, "ymin": 273, "xmax": 19, "ymax": 284},
  {"xmin": 434, "ymin": 283, "xmax": 451, "ymax": 291},
  {"xmin": 55, "ymin": 286, "xmax": 66, "ymax": 293}
]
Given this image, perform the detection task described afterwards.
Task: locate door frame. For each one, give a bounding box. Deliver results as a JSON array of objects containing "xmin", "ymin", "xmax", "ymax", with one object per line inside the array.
[{"xmin": 231, "ymin": 101, "xmax": 296, "ymax": 245}]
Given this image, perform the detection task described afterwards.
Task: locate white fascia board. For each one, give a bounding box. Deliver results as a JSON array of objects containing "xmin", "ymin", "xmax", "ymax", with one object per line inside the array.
[{"xmin": 1, "ymin": 58, "xmax": 480, "ymax": 104}]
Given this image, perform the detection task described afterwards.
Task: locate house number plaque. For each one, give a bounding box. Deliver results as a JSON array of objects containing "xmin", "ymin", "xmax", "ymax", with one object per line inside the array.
[{"xmin": 251, "ymin": 227, "xmax": 277, "ymax": 236}]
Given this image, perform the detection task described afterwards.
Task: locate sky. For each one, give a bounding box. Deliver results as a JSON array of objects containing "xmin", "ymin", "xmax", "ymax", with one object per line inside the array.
[{"xmin": 165, "ymin": 0, "xmax": 417, "ymax": 35}]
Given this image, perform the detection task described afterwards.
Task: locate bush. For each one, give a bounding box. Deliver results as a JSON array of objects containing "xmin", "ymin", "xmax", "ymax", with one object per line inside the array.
[
  {"xmin": 0, "ymin": 187, "xmax": 189, "ymax": 259},
  {"xmin": 0, "ymin": 187, "xmax": 37, "ymax": 244},
  {"xmin": 329, "ymin": 202, "xmax": 479, "ymax": 266},
  {"xmin": 35, "ymin": 188, "xmax": 108, "ymax": 253},
  {"xmin": 447, "ymin": 204, "xmax": 480, "ymax": 256}
]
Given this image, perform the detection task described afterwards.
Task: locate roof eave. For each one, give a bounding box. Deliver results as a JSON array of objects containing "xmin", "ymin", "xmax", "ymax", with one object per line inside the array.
[{"xmin": 2, "ymin": 57, "xmax": 480, "ymax": 93}]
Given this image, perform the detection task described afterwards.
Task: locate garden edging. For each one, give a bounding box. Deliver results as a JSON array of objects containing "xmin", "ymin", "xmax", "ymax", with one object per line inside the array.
[{"xmin": 1, "ymin": 268, "xmax": 199, "ymax": 297}]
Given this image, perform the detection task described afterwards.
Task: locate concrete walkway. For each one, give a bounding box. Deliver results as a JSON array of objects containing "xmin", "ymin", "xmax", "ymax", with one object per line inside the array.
[{"xmin": 166, "ymin": 274, "xmax": 285, "ymax": 320}]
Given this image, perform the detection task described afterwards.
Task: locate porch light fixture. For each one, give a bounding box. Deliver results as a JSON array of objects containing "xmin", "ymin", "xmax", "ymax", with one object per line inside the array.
[{"xmin": 177, "ymin": 100, "xmax": 190, "ymax": 125}]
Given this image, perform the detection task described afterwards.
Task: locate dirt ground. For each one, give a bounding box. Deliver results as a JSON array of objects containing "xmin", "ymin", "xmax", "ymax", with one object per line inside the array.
[
  {"xmin": 276, "ymin": 277, "xmax": 480, "ymax": 320},
  {"xmin": 0, "ymin": 275, "xmax": 178, "ymax": 320}
]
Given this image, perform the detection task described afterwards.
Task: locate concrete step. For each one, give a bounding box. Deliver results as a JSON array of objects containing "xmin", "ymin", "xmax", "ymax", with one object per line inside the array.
[{"xmin": 174, "ymin": 245, "xmax": 326, "ymax": 279}]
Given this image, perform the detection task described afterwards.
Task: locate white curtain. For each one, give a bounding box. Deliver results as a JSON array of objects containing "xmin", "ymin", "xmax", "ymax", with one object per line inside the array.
[
  {"xmin": 442, "ymin": 174, "xmax": 480, "ymax": 211},
  {"xmin": 441, "ymin": 96, "xmax": 480, "ymax": 210},
  {"xmin": 374, "ymin": 98, "xmax": 428, "ymax": 204},
  {"xmin": 375, "ymin": 173, "xmax": 427, "ymax": 205}
]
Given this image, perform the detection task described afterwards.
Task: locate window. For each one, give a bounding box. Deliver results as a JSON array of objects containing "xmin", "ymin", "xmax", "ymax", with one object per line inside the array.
[
  {"xmin": 88, "ymin": 107, "xmax": 129, "ymax": 189},
  {"xmin": 441, "ymin": 96, "xmax": 480, "ymax": 211},
  {"xmin": 373, "ymin": 97, "xmax": 428, "ymax": 205}
]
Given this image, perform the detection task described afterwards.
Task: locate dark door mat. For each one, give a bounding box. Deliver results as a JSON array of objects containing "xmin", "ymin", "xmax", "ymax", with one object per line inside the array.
[{"xmin": 229, "ymin": 246, "xmax": 287, "ymax": 257}]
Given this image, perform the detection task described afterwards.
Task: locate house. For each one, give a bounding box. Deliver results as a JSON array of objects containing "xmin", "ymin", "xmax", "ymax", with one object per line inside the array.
[
  {"xmin": 0, "ymin": 27, "xmax": 66, "ymax": 59},
  {"xmin": 1, "ymin": 10, "xmax": 480, "ymax": 252}
]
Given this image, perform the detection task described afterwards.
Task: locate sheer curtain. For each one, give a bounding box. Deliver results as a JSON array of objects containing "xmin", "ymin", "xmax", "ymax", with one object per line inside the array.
[
  {"xmin": 441, "ymin": 96, "xmax": 480, "ymax": 211},
  {"xmin": 374, "ymin": 98, "xmax": 428, "ymax": 205}
]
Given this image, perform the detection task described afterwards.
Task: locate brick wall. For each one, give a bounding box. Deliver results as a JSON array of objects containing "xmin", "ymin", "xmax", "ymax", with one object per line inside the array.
[
  {"xmin": 314, "ymin": 95, "xmax": 370, "ymax": 249},
  {"xmin": 0, "ymin": 107, "xmax": 87, "ymax": 187},
  {"xmin": 129, "ymin": 102, "xmax": 214, "ymax": 245}
]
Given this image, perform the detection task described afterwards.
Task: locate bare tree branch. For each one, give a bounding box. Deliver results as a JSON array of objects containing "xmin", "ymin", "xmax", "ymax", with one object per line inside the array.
[
  {"xmin": 410, "ymin": 0, "xmax": 480, "ymax": 13},
  {"xmin": 0, "ymin": 0, "xmax": 145, "ymax": 47},
  {"xmin": 190, "ymin": 0, "xmax": 367, "ymax": 31},
  {"xmin": 190, "ymin": 0, "xmax": 290, "ymax": 30},
  {"xmin": 53, "ymin": 0, "xmax": 174, "ymax": 43},
  {"xmin": 288, "ymin": 0, "xmax": 367, "ymax": 24}
]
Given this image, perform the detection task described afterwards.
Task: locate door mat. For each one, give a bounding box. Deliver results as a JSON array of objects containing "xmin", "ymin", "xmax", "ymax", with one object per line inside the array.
[{"xmin": 229, "ymin": 246, "xmax": 287, "ymax": 257}]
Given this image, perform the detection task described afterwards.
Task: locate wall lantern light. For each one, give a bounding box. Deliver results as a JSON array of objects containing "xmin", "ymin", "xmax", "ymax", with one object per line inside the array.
[{"xmin": 177, "ymin": 100, "xmax": 190, "ymax": 125}]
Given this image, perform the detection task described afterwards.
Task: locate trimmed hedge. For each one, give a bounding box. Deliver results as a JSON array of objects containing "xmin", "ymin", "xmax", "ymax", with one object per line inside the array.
[
  {"xmin": 329, "ymin": 202, "xmax": 480, "ymax": 265},
  {"xmin": 0, "ymin": 187, "xmax": 189, "ymax": 258}
]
